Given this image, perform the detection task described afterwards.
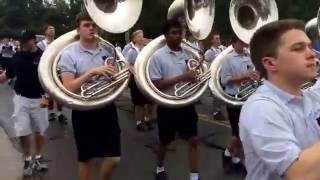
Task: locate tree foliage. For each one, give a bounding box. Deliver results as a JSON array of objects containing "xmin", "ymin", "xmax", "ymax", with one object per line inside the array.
[{"xmin": 0, "ymin": 0, "xmax": 319, "ymax": 44}]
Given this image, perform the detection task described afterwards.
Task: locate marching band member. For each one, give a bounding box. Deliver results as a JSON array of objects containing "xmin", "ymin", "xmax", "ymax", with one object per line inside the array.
[
  {"xmin": 205, "ymin": 31, "xmax": 227, "ymax": 120},
  {"xmin": 122, "ymin": 41, "xmax": 134, "ymax": 57},
  {"xmin": 58, "ymin": 11, "xmax": 120, "ymax": 180},
  {"xmin": 240, "ymin": 19, "xmax": 320, "ymax": 180},
  {"xmin": 204, "ymin": 32, "xmax": 226, "ymax": 63},
  {"xmin": 220, "ymin": 35, "xmax": 258, "ymax": 173},
  {"xmin": 37, "ymin": 25, "xmax": 68, "ymax": 125},
  {"xmin": 125, "ymin": 30, "xmax": 153, "ymax": 131},
  {"xmin": 149, "ymin": 19, "xmax": 200, "ymax": 180}
]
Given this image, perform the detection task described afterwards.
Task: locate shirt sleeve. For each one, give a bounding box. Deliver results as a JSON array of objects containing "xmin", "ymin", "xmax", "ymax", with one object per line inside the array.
[
  {"xmin": 125, "ymin": 49, "xmax": 137, "ymax": 65},
  {"xmin": 122, "ymin": 44, "xmax": 130, "ymax": 57},
  {"xmin": 204, "ymin": 49, "xmax": 215, "ymax": 63},
  {"xmin": 220, "ymin": 56, "xmax": 233, "ymax": 86},
  {"xmin": 58, "ymin": 50, "xmax": 76, "ymax": 75},
  {"xmin": 307, "ymin": 79, "xmax": 320, "ymax": 99},
  {"xmin": 36, "ymin": 41, "xmax": 45, "ymax": 51},
  {"xmin": 149, "ymin": 54, "xmax": 162, "ymax": 81},
  {"xmin": 240, "ymin": 100, "xmax": 301, "ymax": 176}
]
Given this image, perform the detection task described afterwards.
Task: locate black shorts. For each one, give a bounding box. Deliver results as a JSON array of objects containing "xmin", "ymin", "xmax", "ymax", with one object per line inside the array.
[
  {"xmin": 129, "ymin": 76, "xmax": 151, "ymax": 106},
  {"xmin": 72, "ymin": 103, "xmax": 121, "ymax": 162},
  {"xmin": 157, "ymin": 105, "xmax": 198, "ymax": 145},
  {"xmin": 226, "ymin": 105, "xmax": 241, "ymax": 138}
]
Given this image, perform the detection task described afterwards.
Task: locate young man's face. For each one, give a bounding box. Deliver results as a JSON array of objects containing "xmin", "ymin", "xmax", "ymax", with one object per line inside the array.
[
  {"xmin": 77, "ymin": 20, "xmax": 98, "ymax": 41},
  {"xmin": 23, "ymin": 39, "xmax": 36, "ymax": 51},
  {"xmin": 165, "ymin": 27, "xmax": 182, "ymax": 47},
  {"xmin": 133, "ymin": 32, "xmax": 144, "ymax": 46},
  {"xmin": 233, "ymin": 39, "xmax": 248, "ymax": 52},
  {"xmin": 272, "ymin": 29, "xmax": 317, "ymax": 84},
  {"xmin": 211, "ymin": 34, "xmax": 221, "ymax": 47},
  {"xmin": 46, "ymin": 26, "xmax": 55, "ymax": 37}
]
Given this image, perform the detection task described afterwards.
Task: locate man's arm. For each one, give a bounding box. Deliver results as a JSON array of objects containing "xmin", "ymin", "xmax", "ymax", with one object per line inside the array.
[
  {"xmin": 0, "ymin": 71, "xmax": 7, "ymax": 83},
  {"xmin": 60, "ymin": 72, "xmax": 93, "ymax": 93},
  {"xmin": 220, "ymin": 57, "xmax": 255, "ymax": 86},
  {"xmin": 284, "ymin": 144, "xmax": 320, "ymax": 180},
  {"xmin": 152, "ymin": 71, "xmax": 196, "ymax": 90},
  {"xmin": 60, "ymin": 65, "xmax": 116, "ymax": 93},
  {"xmin": 148, "ymin": 53, "xmax": 197, "ymax": 90},
  {"xmin": 226, "ymin": 74, "xmax": 252, "ymax": 85}
]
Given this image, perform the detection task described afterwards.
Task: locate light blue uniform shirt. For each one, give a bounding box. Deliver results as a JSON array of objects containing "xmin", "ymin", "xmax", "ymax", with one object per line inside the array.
[
  {"xmin": 220, "ymin": 50, "xmax": 254, "ymax": 95},
  {"xmin": 124, "ymin": 46, "xmax": 139, "ymax": 65},
  {"xmin": 58, "ymin": 41, "xmax": 113, "ymax": 77},
  {"xmin": 149, "ymin": 45, "xmax": 192, "ymax": 95},
  {"xmin": 204, "ymin": 45, "xmax": 226, "ymax": 63},
  {"xmin": 122, "ymin": 42, "xmax": 133, "ymax": 58},
  {"xmin": 240, "ymin": 80, "xmax": 320, "ymax": 180}
]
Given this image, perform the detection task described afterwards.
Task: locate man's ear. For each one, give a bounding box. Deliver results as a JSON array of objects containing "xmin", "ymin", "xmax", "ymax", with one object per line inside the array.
[{"xmin": 262, "ymin": 56, "xmax": 277, "ymax": 72}]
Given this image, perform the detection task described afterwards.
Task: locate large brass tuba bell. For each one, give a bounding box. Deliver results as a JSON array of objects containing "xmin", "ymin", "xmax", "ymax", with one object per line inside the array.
[
  {"xmin": 84, "ymin": 0, "xmax": 143, "ymax": 33},
  {"xmin": 302, "ymin": 7, "xmax": 320, "ymax": 89},
  {"xmin": 305, "ymin": 7, "xmax": 320, "ymax": 42},
  {"xmin": 209, "ymin": 0, "xmax": 278, "ymax": 106},
  {"xmin": 134, "ymin": 0, "xmax": 215, "ymax": 107},
  {"xmin": 38, "ymin": 0, "xmax": 143, "ymax": 110}
]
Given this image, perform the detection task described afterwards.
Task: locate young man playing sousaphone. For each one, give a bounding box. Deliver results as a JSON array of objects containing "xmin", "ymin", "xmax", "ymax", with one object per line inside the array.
[
  {"xmin": 58, "ymin": 11, "xmax": 120, "ymax": 180},
  {"xmin": 149, "ymin": 19, "xmax": 200, "ymax": 180}
]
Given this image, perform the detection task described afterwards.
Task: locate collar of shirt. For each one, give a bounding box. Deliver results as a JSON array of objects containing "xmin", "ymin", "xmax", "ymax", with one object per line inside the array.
[
  {"xmin": 131, "ymin": 43, "xmax": 140, "ymax": 53},
  {"xmin": 211, "ymin": 45, "xmax": 225, "ymax": 51},
  {"xmin": 78, "ymin": 42, "xmax": 102, "ymax": 55},
  {"xmin": 262, "ymin": 80, "xmax": 302, "ymax": 104},
  {"xmin": 163, "ymin": 45, "xmax": 185, "ymax": 56},
  {"xmin": 230, "ymin": 50, "xmax": 248, "ymax": 58},
  {"xmin": 44, "ymin": 38, "xmax": 54, "ymax": 45}
]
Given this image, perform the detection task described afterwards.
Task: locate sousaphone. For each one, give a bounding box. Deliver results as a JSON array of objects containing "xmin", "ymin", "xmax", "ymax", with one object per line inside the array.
[
  {"xmin": 209, "ymin": 0, "xmax": 278, "ymax": 106},
  {"xmin": 134, "ymin": 0, "xmax": 215, "ymax": 107},
  {"xmin": 38, "ymin": 0, "xmax": 143, "ymax": 110}
]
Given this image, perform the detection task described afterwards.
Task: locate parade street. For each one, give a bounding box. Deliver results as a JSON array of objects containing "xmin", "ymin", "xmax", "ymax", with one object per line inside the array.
[{"xmin": 0, "ymin": 83, "xmax": 245, "ymax": 180}]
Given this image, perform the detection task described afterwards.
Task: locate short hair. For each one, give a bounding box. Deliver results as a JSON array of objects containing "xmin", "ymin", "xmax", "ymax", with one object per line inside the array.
[
  {"xmin": 230, "ymin": 34, "xmax": 240, "ymax": 43},
  {"xmin": 211, "ymin": 31, "xmax": 220, "ymax": 37},
  {"xmin": 250, "ymin": 19, "xmax": 305, "ymax": 78},
  {"xmin": 75, "ymin": 10, "xmax": 93, "ymax": 28},
  {"xmin": 131, "ymin": 30, "xmax": 143, "ymax": 40},
  {"xmin": 20, "ymin": 30, "xmax": 36, "ymax": 43},
  {"xmin": 43, "ymin": 25, "xmax": 54, "ymax": 34},
  {"xmin": 162, "ymin": 19, "xmax": 182, "ymax": 35}
]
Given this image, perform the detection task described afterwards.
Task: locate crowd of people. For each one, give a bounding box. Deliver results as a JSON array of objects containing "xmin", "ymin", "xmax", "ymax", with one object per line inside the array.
[{"xmin": 1, "ymin": 8, "xmax": 320, "ymax": 180}]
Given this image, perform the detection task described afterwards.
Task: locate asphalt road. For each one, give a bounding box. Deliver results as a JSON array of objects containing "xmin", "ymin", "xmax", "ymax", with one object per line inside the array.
[{"xmin": 0, "ymin": 83, "xmax": 245, "ymax": 180}]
